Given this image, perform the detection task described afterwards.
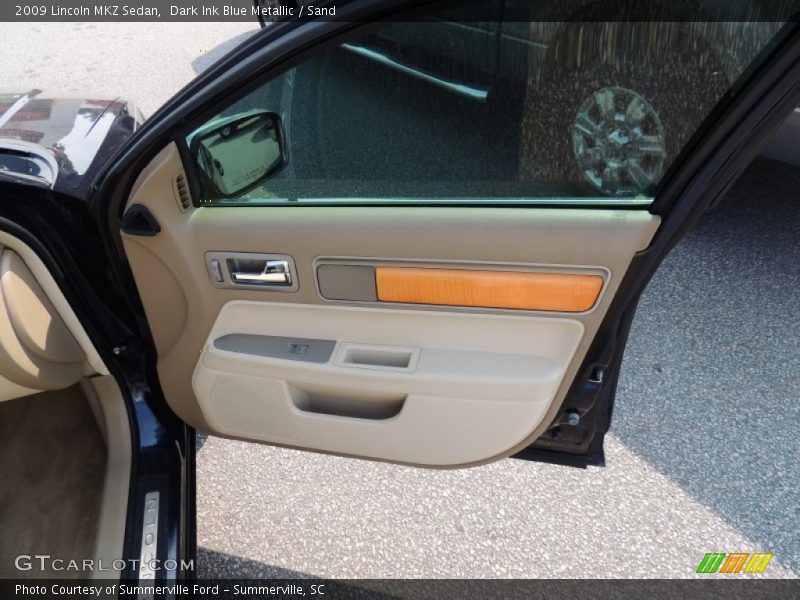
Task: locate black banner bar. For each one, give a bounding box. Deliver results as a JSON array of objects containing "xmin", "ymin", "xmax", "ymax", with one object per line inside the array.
[
  {"xmin": 3, "ymin": 0, "xmax": 800, "ymax": 22},
  {"xmin": 1, "ymin": 579, "xmax": 799, "ymax": 600}
]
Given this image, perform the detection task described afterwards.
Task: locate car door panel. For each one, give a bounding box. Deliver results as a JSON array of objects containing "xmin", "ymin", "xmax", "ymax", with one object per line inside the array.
[
  {"xmin": 98, "ymin": 0, "xmax": 797, "ymax": 470},
  {"xmin": 194, "ymin": 301, "xmax": 583, "ymax": 465},
  {"xmin": 0, "ymin": 231, "xmax": 108, "ymax": 401},
  {"xmin": 121, "ymin": 142, "xmax": 659, "ymax": 466}
]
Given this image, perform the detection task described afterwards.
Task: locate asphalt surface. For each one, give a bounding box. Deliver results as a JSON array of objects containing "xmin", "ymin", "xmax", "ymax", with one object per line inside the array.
[{"xmin": 1, "ymin": 22, "xmax": 798, "ymax": 579}]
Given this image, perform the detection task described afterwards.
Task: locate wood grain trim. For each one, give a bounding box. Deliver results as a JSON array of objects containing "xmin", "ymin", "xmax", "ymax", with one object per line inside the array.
[{"xmin": 375, "ymin": 267, "xmax": 604, "ymax": 312}]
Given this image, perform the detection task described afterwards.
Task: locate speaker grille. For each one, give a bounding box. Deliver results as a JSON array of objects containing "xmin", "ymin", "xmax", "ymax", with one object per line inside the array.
[{"xmin": 207, "ymin": 374, "xmax": 298, "ymax": 443}]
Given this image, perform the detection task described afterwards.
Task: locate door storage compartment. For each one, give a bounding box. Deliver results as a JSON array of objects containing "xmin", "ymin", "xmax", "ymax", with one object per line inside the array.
[
  {"xmin": 289, "ymin": 384, "xmax": 406, "ymax": 420},
  {"xmin": 336, "ymin": 343, "xmax": 419, "ymax": 371}
]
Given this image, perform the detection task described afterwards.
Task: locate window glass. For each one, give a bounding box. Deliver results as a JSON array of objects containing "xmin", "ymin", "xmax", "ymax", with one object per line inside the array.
[{"xmin": 185, "ymin": 3, "xmax": 790, "ymax": 206}]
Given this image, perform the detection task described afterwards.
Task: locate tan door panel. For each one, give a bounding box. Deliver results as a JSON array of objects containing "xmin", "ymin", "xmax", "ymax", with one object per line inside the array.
[
  {"xmin": 194, "ymin": 301, "xmax": 583, "ymax": 465},
  {"xmin": 1, "ymin": 250, "xmax": 85, "ymax": 365},
  {"xmin": 0, "ymin": 235, "xmax": 107, "ymax": 402},
  {"xmin": 122, "ymin": 143, "xmax": 660, "ymax": 466},
  {"xmin": 375, "ymin": 267, "xmax": 604, "ymax": 312}
]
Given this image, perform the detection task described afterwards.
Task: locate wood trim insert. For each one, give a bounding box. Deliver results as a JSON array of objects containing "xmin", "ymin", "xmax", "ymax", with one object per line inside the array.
[{"xmin": 375, "ymin": 267, "xmax": 604, "ymax": 312}]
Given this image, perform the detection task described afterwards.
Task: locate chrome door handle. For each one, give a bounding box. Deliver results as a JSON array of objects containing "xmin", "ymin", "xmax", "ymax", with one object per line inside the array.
[{"xmin": 231, "ymin": 260, "xmax": 292, "ymax": 285}]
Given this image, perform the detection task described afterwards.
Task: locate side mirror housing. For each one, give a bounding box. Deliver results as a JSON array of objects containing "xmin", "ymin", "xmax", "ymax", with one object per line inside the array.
[{"xmin": 190, "ymin": 110, "xmax": 285, "ymax": 198}]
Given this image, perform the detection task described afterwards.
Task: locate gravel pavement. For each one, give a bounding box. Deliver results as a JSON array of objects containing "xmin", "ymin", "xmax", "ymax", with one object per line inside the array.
[{"xmin": 1, "ymin": 21, "xmax": 797, "ymax": 579}]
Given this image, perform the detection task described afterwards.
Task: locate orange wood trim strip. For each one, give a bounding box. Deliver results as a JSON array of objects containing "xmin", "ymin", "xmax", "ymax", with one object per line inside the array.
[{"xmin": 375, "ymin": 267, "xmax": 603, "ymax": 312}]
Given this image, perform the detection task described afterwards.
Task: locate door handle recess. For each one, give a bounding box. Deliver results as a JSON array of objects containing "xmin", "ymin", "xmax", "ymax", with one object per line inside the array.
[
  {"xmin": 231, "ymin": 260, "xmax": 292, "ymax": 285},
  {"xmin": 204, "ymin": 252, "xmax": 298, "ymax": 292}
]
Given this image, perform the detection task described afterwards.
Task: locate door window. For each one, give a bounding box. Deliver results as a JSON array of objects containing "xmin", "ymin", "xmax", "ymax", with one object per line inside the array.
[{"xmin": 184, "ymin": 3, "xmax": 789, "ymax": 206}]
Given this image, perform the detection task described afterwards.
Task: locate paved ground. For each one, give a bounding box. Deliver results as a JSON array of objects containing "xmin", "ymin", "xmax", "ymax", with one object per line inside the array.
[{"xmin": 1, "ymin": 22, "xmax": 798, "ymax": 579}]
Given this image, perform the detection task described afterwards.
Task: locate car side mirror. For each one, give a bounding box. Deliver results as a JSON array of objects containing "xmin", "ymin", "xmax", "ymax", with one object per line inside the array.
[{"xmin": 190, "ymin": 110, "xmax": 285, "ymax": 198}]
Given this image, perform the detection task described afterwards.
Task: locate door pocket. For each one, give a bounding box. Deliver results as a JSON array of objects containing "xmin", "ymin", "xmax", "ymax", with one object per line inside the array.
[
  {"xmin": 289, "ymin": 384, "xmax": 406, "ymax": 420},
  {"xmin": 335, "ymin": 343, "xmax": 420, "ymax": 371}
]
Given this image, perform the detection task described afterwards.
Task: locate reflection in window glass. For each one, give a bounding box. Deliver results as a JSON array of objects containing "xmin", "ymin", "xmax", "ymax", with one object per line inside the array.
[{"xmin": 186, "ymin": 6, "xmax": 790, "ymax": 206}]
